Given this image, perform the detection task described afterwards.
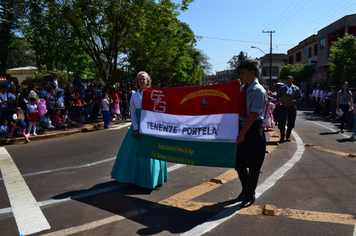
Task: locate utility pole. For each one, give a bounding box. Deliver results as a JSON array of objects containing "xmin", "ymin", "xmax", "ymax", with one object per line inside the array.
[{"xmin": 263, "ymin": 30, "xmax": 275, "ymax": 89}]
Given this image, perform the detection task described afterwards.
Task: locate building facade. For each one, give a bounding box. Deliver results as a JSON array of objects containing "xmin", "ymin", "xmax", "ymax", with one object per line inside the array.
[
  {"xmin": 287, "ymin": 34, "xmax": 318, "ymax": 66},
  {"xmin": 258, "ymin": 53, "xmax": 287, "ymax": 86},
  {"xmin": 286, "ymin": 14, "xmax": 356, "ymax": 86},
  {"xmin": 215, "ymin": 69, "xmax": 233, "ymax": 83}
]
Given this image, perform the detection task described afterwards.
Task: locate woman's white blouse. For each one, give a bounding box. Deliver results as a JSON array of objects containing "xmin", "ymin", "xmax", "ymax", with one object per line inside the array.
[{"xmin": 130, "ymin": 90, "xmax": 144, "ymax": 130}]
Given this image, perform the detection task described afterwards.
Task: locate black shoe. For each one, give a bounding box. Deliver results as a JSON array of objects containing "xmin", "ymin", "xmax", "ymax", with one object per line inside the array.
[
  {"xmin": 236, "ymin": 191, "xmax": 245, "ymax": 202},
  {"xmin": 279, "ymin": 138, "xmax": 285, "ymax": 143},
  {"xmin": 240, "ymin": 195, "xmax": 255, "ymax": 208}
]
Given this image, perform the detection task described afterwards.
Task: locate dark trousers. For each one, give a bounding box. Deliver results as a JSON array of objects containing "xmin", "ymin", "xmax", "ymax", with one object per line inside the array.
[
  {"xmin": 278, "ymin": 105, "xmax": 296, "ymax": 130},
  {"xmin": 235, "ymin": 120, "xmax": 266, "ymax": 196},
  {"xmin": 339, "ymin": 104, "xmax": 349, "ymax": 130},
  {"xmin": 324, "ymin": 99, "xmax": 330, "ymax": 116}
]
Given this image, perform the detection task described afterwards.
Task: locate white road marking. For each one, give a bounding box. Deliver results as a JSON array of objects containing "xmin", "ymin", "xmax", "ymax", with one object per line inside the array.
[
  {"xmin": 0, "ymin": 164, "xmax": 185, "ymax": 216},
  {"xmin": 312, "ymin": 121, "xmax": 350, "ymax": 139},
  {"xmin": 181, "ymin": 130, "xmax": 305, "ymax": 236},
  {"xmin": 0, "ymin": 157, "xmax": 117, "ymax": 181},
  {"xmin": 0, "ymin": 147, "xmax": 51, "ymax": 235},
  {"xmin": 40, "ymin": 208, "xmax": 147, "ymax": 236},
  {"xmin": 105, "ymin": 123, "xmax": 131, "ymax": 130}
]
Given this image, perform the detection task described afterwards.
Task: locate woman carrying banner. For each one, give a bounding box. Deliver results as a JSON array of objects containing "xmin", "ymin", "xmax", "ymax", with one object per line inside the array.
[
  {"xmin": 111, "ymin": 71, "xmax": 168, "ymax": 189},
  {"xmin": 235, "ymin": 60, "xmax": 267, "ymax": 208}
]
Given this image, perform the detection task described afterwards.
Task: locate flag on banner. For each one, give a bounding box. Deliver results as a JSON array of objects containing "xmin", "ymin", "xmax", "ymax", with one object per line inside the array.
[{"xmin": 137, "ymin": 80, "xmax": 241, "ymax": 168}]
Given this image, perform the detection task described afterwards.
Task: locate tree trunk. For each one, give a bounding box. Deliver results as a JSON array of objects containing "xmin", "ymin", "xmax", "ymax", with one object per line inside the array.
[{"xmin": 0, "ymin": 9, "xmax": 14, "ymax": 75}]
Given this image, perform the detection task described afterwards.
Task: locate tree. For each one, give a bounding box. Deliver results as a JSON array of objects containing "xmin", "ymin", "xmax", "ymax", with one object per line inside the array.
[
  {"xmin": 198, "ymin": 50, "xmax": 212, "ymax": 76},
  {"xmin": 54, "ymin": 0, "xmax": 193, "ymax": 83},
  {"xmin": 123, "ymin": 1, "xmax": 202, "ymax": 86},
  {"xmin": 329, "ymin": 33, "xmax": 356, "ymax": 85},
  {"xmin": 228, "ymin": 51, "xmax": 249, "ymax": 80},
  {"xmin": 20, "ymin": 1, "xmax": 96, "ymax": 78},
  {"xmin": 280, "ymin": 64, "xmax": 314, "ymax": 86},
  {"xmin": 0, "ymin": 0, "xmax": 28, "ymax": 74},
  {"xmin": 7, "ymin": 33, "xmax": 35, "ymax": 68}
]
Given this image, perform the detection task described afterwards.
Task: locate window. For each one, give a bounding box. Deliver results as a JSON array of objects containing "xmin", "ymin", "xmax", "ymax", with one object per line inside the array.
[
  {"xmin": 320, "ymin": 38, "xmax": 326, "ymax": 49},
  {"xmin": 296, "ymin": 52, "xmax": 301, "ymax": 62},
  {"xmin": 262, "ymin": 67, "xmax": 279, "ymax": 76},
  {"xmin": 308, "ymin": 47, "xmax": 312, "ymax": 58},
  {"xmin": 289, "ymin": 55, "xmax": 293, "ymax": 64},
  {"xmin": 314, "ymin": 44, "xmax": 318, "ymax": 56}
]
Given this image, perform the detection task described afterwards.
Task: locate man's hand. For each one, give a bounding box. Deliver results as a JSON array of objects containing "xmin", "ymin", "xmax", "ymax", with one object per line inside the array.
[
  {"xmin": 133, "ymin": 129, "xmax": 140, "ymax": 140},
  {"xmin": 236, "ymin": 132, "xmax": 245, "ymax": 144}
]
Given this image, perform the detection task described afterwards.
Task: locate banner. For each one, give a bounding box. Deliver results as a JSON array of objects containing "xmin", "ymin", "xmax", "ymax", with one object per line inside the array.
[{"xmin": 137, "ymin": 80, "xmax": 241, "ymax": 168}]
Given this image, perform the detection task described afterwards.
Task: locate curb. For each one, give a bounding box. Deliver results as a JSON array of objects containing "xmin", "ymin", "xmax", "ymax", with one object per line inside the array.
[{"xmin": 0, "ymin": 121, "xmax": 109, "ymax": 145}]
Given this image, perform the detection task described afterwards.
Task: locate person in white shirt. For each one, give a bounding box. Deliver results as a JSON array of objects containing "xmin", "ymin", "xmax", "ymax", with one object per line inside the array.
[
  {"xmin": 0, "ymin": 85, "xmax": 8, "ymax": 121},
  {"xmin": 0, "ymin": 119, "xmax": 9, "ymax": 136},
  {"xmin": 101, "ymin": 93, "xmax": 110, "ymax": 129},
  {"xmin": 42, "ymin": 113, "xmax": 54, "ymax": 129}
]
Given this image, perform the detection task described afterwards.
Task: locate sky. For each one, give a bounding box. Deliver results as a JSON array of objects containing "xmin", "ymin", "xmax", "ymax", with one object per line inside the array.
[{"xmin": 174, "ymin": 0, "xmax": 356, "ymax": 74}]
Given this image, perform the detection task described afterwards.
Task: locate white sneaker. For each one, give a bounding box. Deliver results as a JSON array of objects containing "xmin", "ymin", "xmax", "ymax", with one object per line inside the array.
[
  {"xmin": 26, "ymin": 133, "xmax": 30, "ymax": 137},
  {"xmin": 33, "ymin": 133, "xmax": 37, "ymax": 136}
]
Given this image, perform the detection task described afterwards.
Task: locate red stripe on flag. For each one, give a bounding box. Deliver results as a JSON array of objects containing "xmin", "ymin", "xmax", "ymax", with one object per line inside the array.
[{"xmin": 142, "ymin": 80, "xmax": 241, "ymax": 115}]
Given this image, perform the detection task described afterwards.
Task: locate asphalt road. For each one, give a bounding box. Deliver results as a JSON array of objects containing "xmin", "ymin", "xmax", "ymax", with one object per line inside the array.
[{"xmin": 0, "ymin": 106, "xmax": 355, "ymax": 236}]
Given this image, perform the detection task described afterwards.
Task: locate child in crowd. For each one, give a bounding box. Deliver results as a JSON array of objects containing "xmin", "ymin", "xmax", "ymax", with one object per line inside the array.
[
  {"xmin": 10, "ymin": 107, "xmax": 30, "ymax": 143},
  {"xmin": 42, "ymin": 113, "xmax": 54, "ymax": 129},
  {"xmin": 53, "ymin": 109, "xmax": 64, "ymax": 128},
  {"xmin": 0, "ymin": 119, "xmax": 9, "ymax": 136},
  {"xmin": 92, "ymin": 90, "xmax": 100, "ymax": 119},
  {"xmin": 27, "ymin": 97, "xmax": 39, "ymax": 136},
  {"xmin": 73, "ymin": 90, "xmax": 84, "ymax": 121},
  {"xmin": 263, "ymin": 97, "xmax": 275, "ymax": 131},
  {"xmin": 55, "ymin": 91, "xmax": 65, "ymax": 111},
  {"xmin": 101, "ymin": 93, "xmax": 110, "ymax": 129},
  {"xmin": 62, "ymin": 109, "xmax": 73, "ymax": 126},
  {"xmin": 83, "ymin": 89, "xmax": 94, "ymax": 120},
  {"xmin": 111, "ymin": 90, "xmax": 121, "ymax": 121}
]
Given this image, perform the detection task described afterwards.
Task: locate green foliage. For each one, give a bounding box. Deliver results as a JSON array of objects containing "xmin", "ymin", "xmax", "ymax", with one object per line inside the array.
[
  {"xmin": 0, "ymin": 0, "xmax": 29, "ymax": 74},
  {"xmin": 21, "ymin": 68, "xmax": 74, "ymax": 87},
  {"xmin": 7, "ymin": 33, "xmax": 35, "ymax": 68},
  {"xmin": 329, "ymin": 33, "xmax": 356, "ymax": 85},
  {"xmin": 7, "ymin": 0, "xmax": 202, "ymax": 86},
  {"xmin": 228, "ymin": 51, "xmax": 250, "ymax": 80},
  {"xmin": 124, "ymin": 1, "xmax": 203, "ymax": 85},
  {"xmin": 280, "ymin": 64, "xmax": 314, "ymax": 86},
  {"xmin": 20, "ymin": 1, "xmax": 96, "ymax": 79}
]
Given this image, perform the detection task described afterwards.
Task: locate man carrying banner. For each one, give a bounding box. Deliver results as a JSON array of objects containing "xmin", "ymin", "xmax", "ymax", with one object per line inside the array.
[{"xmin": 236, "ymin": 60, "xmax": 267, "ymax": 208}]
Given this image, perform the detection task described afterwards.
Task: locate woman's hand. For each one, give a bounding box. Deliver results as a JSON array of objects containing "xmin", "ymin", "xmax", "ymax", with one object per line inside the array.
[{"xmin": 133, "ymin": 129, "xmax": 140, "ymax": 140}]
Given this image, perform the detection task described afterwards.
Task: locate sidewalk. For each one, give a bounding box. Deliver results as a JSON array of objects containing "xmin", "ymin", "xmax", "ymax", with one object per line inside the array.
[{"xmin": 0, "ymin": 118, "xmax": 130, "ymax": 145}]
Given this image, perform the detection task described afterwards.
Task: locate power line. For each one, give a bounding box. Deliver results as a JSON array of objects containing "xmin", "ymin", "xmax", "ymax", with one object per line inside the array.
[
  {"xmin": 279, "ymin": 0, "xmax": 356, "ymax": 46},
  {"xmin": 197, "ymin": 36, "xmax": 269, "ymax": 45},
  {"xmin": 275, "ymin": 0, "xmax": 313, "ymax": 31}
]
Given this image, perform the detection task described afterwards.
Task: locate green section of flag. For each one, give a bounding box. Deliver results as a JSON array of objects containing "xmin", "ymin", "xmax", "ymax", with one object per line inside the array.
[{"xmin": 137, "ymin": 134, "xmax": 236, "ymax": 168}]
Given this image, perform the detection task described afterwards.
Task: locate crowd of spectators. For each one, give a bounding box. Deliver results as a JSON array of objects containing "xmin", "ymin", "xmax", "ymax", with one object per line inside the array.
[
  {"xmin": 0, "ymin": 73, "xmax": 136, "ymax": 140},
  {"xmin": 264, "ymin": 82, "xmax": 355, "ymax": 139}
]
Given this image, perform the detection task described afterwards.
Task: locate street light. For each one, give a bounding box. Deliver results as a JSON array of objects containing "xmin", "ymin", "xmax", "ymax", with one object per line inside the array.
[
  {"xmin": 251, "ymin": 46, "xmax": 268, "ymax": 85},
  {"xmin": 251, "ymin": 45, "xmax": 272, "ymax": 89},
  {"xmin": 251, "ymin": 46, "xmax": 266, "ymax": 55}
]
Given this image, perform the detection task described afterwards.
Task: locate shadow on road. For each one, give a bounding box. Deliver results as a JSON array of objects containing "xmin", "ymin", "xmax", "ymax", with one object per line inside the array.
[{"xmin": 52, "ymin": 182, "xmax": 240, "ymax": 235}]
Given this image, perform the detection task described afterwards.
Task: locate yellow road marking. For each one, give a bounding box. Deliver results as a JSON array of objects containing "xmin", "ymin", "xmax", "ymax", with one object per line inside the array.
[
  {"xmin": 305, "ymin": 144, "xmax": 355, "ymax": 157},
  {"xmin": 266, "ymin": 129, "xmax": 279, "ymax": 154},
  {"xmin": 158, "ymin": 165, "xmax": 356, "ymax": 226},
  {"xmin": 158, "ymin": 169, "xmax": 237, "ymax": 211},
  {"xmin": 238, "ymin": 206, "xmax": 356, "ymax": 225}
]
